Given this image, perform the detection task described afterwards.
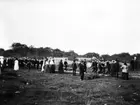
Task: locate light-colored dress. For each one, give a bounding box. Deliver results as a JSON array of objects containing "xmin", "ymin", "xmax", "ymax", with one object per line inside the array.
[
  {"xmin": 41, "ymin": 59, "xmax": 46, "ymax": 72},
  {"xmin": 121, "ymin": 64, "xmax": 128, "ymax": 73},
  {"xmin": 14, "ymin": 60, "xmax": 19, "ymax": 71}
]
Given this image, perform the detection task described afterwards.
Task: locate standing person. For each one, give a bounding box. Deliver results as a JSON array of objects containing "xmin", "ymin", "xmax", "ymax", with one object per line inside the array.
[
  {"xmin": 14, "ymin": 58, "xmax": 19, "ymax": 71},
  {"xmin": 121, "ymin": 62, "xmax": 129, "ymax": 80},
  {"xmin": 130, "ymin": 57, "xmax": 137, "ymax": 71},
  {"xmin": 98, "ymin": 62, "xmax": 103, "ymax": 73},
  {"xmin": 41, "ymin": 58, "xmax": 46, "ymax": 72},
  {"xmin": 45, "ymin": 59, "xmax": 50, "ymax": 73},
  {"xmin": 114, "ymin": 59, "xmax": 120, "ymax": 78},
  {"xmin": 110, "ymin": 60, "xmax": 116, "ymax": 77},
  {"xmin": 40, "ymin": 59, "xmax": 43, "ymax": 69},
  {"xmin": 58, "ymin": 60, "xmax": 64, "ymax": 73},
  {"xmin": 0, "ymin": 60, "xmax": 1, "ymax": 75},
  {"xmin": 52, "ymin": 60, "xmax": 56, "ymax": 73},
  {"xmin": 83, "ymin": 59, "xmax": 87, "ymax": 73},
  {"xmin": 64, "ymin": 59, "xmax": 68, "ymax": 71},
  {"xmin": 36, "ymin": 59, "xmax": 40, "ymax": 70},
  {"xmin": 92, "ymin": 60, "xmax": 97, "ymax": 73},
  {"xmin": 79, "ymin": 60, "xmax": 85, "ymax": 80},
  {"xmin": 72, "ymin": 60, "xmax": 77, "ymax": 76},
  {"xmin": 106, "ymin": 61, "xmax": 111, "ymax": 74},
  {"xmin": 27, "ymin": 59, "xmax": 31, "ymax": 72},
  {"xmin": 50, "ymin": 59, "xmax": 55, "ymax": 73},
  {"xmin": 0, "ymin": 57, "xmax": 4, "ymax": 73}
]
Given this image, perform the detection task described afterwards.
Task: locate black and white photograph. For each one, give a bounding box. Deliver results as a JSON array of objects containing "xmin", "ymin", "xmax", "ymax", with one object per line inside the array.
[{"xmin": 0, "ymin": 0, "xmax": 140, "ymax": 105}]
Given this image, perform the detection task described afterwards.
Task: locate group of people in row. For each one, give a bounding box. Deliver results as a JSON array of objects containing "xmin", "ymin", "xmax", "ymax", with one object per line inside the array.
[
  {"xmin": 0, "ymin": 56, "xmax": 138, "ymax": 80},
  {"xmin": 91, "ymin": 59, "xmax": 129, "ymax": 80}
]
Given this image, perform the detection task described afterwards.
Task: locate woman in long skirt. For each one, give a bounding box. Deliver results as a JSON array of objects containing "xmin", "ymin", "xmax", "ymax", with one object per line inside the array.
[
  {"xmin": 45, "ymin": 60, "xmax": 50, "ymax": 73},
  {"xmin": 14, "ymin": 58, "xmax": 19, "ymax": 71},
  {"xmin": 41, "ymin": 58, "xmax": 46, "ymax": 72},
  {"xmin": 50, "ymin": 59, "xmax": 55, "ymax": 73}
]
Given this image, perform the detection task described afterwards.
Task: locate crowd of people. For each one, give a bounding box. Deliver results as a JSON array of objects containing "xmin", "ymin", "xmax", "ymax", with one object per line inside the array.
[{"xmin": 0, "ymin": 56, "xmax": 138, "ymax": 81}]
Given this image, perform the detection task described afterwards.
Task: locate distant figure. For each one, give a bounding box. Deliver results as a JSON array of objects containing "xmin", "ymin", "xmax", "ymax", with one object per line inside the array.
[
  {"xmin": 114, "ymin": 59, "xmax": 120, "ymax": 78},
  {"xmin": 72, "ymin": 60, "xmax": 77, "ymax": 76},
  {"xmin": 41, "ymin": 58, "xmax": 46, "ymax": 72},
  {"xmin": 14, "ymin": 58, "xmax": 19, "ymax": 71},
  {"xmin": 0, "ymin": 56, "xmax": 4, "ymax": 73},
  {"xmin": 92, "ymin": 60, "xmax": 98, "ymax": 73},
  {"xmin": 130, "ymin": 57, "xmax": 137, "ymax": 71},
  {"xmin": 36, "ymin": 59, "xmax": 40, "ymax": 70},
  {"xmin": 45, "ymin": 59, "xmax": 50, "ymax": 73},
  {"xmin": 110, "ymin": 60, "xmax": 116, "ymax": 77},
  {"xmin": 121, "ymin": 62, "xmax": 129, "ymax": 80},
  {"xmin": 83, "ymin": 59, "xmax": 87, "ymax": 72},
  {"xmin": 106, "ymin": 61, "xmax": 111, "ymax": 74},
  {"xmin": 58, "ymin": 60, "xmax": 64, "ymax": 73},
  {"xmin": 27, "ymin": 60, "xmax": 31, "ymax": 71},
  {"xmin": 0, "ymin": 61, "xmax": 1, "ymax": 75},
  {"xmin": 50, "ymin": 59, "xmax": 55, "ymax": 73},
  {"xmin": 64, "ymin": 59, "xmax": 68, "ymax": 71},
  {"xmin": 79, "ymin": 60, "xmax": 85, "ymax": 80},
  {"xmin": 40, "ymin": 59, "xmax": 43, "ymax": 69}
]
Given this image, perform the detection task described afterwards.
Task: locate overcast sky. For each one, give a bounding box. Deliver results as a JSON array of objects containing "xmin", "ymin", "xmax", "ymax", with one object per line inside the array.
[{"xmin": 0, "ymin": 0, "xmax": 140, "ymax": 55}]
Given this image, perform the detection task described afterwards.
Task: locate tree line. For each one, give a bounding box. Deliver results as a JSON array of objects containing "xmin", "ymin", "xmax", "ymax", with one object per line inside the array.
[{"xmin": 0, "ymin": 42, "xmax": 140, "ymax": 62}]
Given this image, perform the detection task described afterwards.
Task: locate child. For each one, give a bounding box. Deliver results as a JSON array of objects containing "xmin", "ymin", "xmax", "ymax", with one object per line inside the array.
[{"xmin": 121, "ymin": 62, "xmax": 129, "ymax": 80}]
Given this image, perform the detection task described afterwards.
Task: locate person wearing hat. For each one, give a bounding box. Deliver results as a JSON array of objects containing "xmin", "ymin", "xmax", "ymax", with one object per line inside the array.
[
  {"xmin": 64, "ymin": 59, "xmax": 68, "ymax": 71},
  {"xmin": 72, "ymin": 60, "xmax": 77, "ymax": 76},
  {"xmin": 58, "ymin": 60, "xmax": 64, "ymax": 73},
  {"xmin": 114, "ymin": 59, "xmax": 120, "ymax": 78},
  {"xmin": 79, "ymin": 60, "xmax": 85, "ymax": 80}
]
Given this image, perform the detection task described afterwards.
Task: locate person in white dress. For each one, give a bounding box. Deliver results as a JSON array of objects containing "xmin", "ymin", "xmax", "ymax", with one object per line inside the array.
[
  {"xmin": 41, "ymin": 58, "xmax": 46, "ymax": 72},
  {"xmin": 121, "ymin": 62, "xmax": 129, "ymax": 80},
  {"xmin": 14, "ymin": 58, "xmax": 19, "ymax": 71}
]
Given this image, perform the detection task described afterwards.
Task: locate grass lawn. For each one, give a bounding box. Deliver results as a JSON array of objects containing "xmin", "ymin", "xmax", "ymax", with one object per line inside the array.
[{"xmin": 0, "ymin": 68, "xmax": 140, "ymax": 105}]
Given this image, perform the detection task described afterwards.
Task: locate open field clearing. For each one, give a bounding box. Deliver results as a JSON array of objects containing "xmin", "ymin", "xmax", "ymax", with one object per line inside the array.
[{"xmin": 0, "ymin": 69, "xmax": 140, "ymax": 105}]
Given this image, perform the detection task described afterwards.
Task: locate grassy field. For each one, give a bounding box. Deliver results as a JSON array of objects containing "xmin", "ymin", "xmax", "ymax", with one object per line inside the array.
[{"xmin": 0, "ymin": 69, "xmax": 140, "ymax": 105}]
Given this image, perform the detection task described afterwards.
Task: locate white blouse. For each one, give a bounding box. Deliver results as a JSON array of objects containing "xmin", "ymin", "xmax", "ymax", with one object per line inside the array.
[{"xmin": 121, "ymin": 65, "xmax": 128, "ymax": 73}]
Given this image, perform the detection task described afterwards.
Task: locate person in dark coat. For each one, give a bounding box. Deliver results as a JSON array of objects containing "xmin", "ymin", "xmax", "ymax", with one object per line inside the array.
[
  {"xmin": 40, "ymin": 59, "xmax": 43, "ymax": 69},
  {"xmin": 58, "ymin": 60, "xmax": 64, "ymax": 73},
  {"xmin": 106, "ymin": 61, "xmax": 111, "ymax": 74},
  {"xmin": 64, "ymin": 59, "xmax": 68, "ymax": 71},
  {"xmin": 114, "ymin": 59, "xmax": 120, "ymax": 78},
  {"xmin": 52, "ymin": 60, "xmax": 56, "ymax": 73},
  {"xmin": 27, "ymin": 60, "xmax": 31, "ymax": 72},
  {"xmin": 79, "ymin": 60, "xmax": 85, "ymax": 80},
  {"xmin": 72, "ymin": 60, "xmax": 77, "ymax": 76},
  {"xmin": 50, "ymin": 59, "xmax": 55, "ymax": 73},
  {"xmin": 110, "ymin": 60, "xmax": 116, "ymax": 77},
  {"xmin": 83, "ymin": 59, "xmax": 87, "ymax": 72},
  {"xmin": 130, "ymin": 57, "xmax": 137, "ymax": 71},
  {"xmin": 36, "ymin": 59, "xmax": 40, "ymax": 70},
  {"xmin": 92, "ymin": 60, "xmax": 98, "ymax": 73}
]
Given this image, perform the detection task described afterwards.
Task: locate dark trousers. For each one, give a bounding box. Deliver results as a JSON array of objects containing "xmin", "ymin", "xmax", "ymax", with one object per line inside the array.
[
  {"xmin": 80, "ymin": 73, "xmax": 84, "ymax": 80},
  {"xmin": 122, "ymin": 72, "xmax": 129, "ymax": 80},
  {"xmin": 64, "ymin": 66, "xmax": 67, "ymax": 71},
  {"xmin": 73, "ymin": 69, "xmax": 76, "ymax": 75}
]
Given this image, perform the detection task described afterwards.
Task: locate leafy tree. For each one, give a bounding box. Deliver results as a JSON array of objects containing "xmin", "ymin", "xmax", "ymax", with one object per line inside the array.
[
  {"xmin": 0, "ymin": 48, "xmax": 4, "ymax": 56},
  {"xmin": 83, "ymin": 52, "xmax": 100, "ymax": 58}
]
